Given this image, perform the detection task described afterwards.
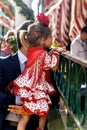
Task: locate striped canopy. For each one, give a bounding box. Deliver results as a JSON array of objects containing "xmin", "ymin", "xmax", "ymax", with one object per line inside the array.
[{"xmin": 44, "ymin": 0, "xmax": 87, "ymax": 46}]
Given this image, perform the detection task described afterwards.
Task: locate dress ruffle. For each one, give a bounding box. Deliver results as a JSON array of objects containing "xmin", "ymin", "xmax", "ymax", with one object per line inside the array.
[
  {"xmin": 7, "ymin": 47, "xmax": 58, "ymax": 116},
  {"xmin": 23, "ymin": 99, "xmax": 50, "ymax": 116}
]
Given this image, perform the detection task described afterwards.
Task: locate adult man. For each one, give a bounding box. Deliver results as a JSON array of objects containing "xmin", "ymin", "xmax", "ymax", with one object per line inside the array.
[
  {"xmin": 0, "ymin": 20, "xmax": 39, "ymax": 130},
  {"xmin": 70, "ymin": 26, "xmax": 87, "ymax": 59},
  {"xmin": 0, "ymin": 19, "xmax": 61, "ymax": 130},
  {"xmin": 70, "ymin": 26, "xmax": 87, "ymax": 111}
]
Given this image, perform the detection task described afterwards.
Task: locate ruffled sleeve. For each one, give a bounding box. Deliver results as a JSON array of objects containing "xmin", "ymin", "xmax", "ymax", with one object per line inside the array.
[{"xmin": 43, "ymin": 51, "xmax": 59, "ymax": 70}]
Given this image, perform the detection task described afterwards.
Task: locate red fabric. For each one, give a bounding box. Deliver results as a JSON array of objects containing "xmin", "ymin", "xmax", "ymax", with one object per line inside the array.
[
  {"xmin": 0, "ymin": 2, "xmax": 15, "ymax": 20},
  {"xmin": 23, "ymin": 105, "xmax": 49, "ymax": 116},
  {"xmin": 44, "ymin": 0, "xmax": 52, "ymax": 5},
  {"xmin": 26, "ymin": 47, "xmax": 44, "ymax": 67},
  {"xmin": 37, "ymin": 13, "xmax": 49, "ymax": 25},
  {"xmin": 7, "ymin": 46, "xmax": 58, "ymax": 116}
]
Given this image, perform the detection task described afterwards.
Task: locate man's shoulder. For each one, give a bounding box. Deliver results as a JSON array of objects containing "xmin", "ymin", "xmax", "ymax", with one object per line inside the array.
[
  {"xmin": 0, "ymin": 55, "xmax": 11, "ymax": 60},
  {"xmin": 0, "ymin": 52, "xmax": 18, "ymax": 67},
  {"xmin": 71, "ymin": 36, "xmax": 81, "ymax": 46},
  {"xmin": 0, "ymin": 52, "xmax": 18, "ymax": 61}
]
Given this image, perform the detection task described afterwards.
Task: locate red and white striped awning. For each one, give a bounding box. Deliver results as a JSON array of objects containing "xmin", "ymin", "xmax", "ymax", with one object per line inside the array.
[
  {"xmin": 44, "ymin": 0, "xmax": 70, "ymax": 46},
  {"xmin": 69, "ymin": 0, "xmax": 87, "ymax": 41},
  {"xmin": 44, "ymin": 0, "xmax": 62, "ymax": 15},
  {"xmin": 0, "ymin": 2, "xmax": 15, "ymax": 29},
  {"xmin": 44, "ymin": 0, "xmax": 87, "ymax": 46},
  {"xmin": 0, "ymin": 2, "xmax": 15, "ymax": 21}
]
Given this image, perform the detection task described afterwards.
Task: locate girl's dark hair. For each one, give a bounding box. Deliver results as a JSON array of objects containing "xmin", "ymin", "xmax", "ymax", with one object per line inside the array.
[
  {"xmin": 81, "ymin": 26, "xmax": 87, "ymax": 33},
  {"xmin": 17, "ymin": 20, "xmax": 34, "ymax": 49},
  {"xmin": 24, "ymin": 22, "xmax": 51, "ymax": 47}
]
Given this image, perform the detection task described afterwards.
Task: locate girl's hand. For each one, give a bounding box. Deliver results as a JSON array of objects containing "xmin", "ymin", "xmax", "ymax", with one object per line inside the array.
[
  {"xmin": 50, "ymin": 46, "xmax": 66, "ymax": 55},
  {"xmin": 55, "ymin": 46, "xmax": 66, "ymax": 53}
]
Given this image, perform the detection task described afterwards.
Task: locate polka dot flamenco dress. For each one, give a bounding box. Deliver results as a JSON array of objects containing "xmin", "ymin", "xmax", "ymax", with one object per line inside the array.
[{"xmin": 8, "ymin": 47, "xmax": 59, "ymax": 117}]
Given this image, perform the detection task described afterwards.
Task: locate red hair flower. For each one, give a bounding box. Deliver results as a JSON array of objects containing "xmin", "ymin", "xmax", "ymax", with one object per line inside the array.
[
  {"xmin": 33, "ymin": 32, "xmax": 39, "ymax": 37},
  {"xmin": 37, "ymin": 13, "xmax": 49, "ymax": 26}
]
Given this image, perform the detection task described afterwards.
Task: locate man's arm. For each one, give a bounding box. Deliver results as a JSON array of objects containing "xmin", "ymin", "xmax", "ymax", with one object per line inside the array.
[
  {"xmin": 0, "ymin": 92, "xmax": 15, "ymax": 106},
  {"xmin": 0, "ymin": 59, "xmax": 15, "ymax": 107}
]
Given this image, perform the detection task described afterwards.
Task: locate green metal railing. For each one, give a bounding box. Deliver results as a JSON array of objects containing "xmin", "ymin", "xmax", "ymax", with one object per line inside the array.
[{"xmin": 53, "ymin": 52, "xmax": 87, "ymax": 130}]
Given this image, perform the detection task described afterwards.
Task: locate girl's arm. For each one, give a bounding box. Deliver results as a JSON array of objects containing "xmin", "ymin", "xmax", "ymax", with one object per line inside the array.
[{"xmin": 44, "ymin": 47, "xmax": 66, "ymax": 71}]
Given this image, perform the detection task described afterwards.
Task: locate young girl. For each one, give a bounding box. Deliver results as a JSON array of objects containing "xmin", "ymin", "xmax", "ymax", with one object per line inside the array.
[{"xmin": 7, "ymin": 13, "xmax": 65, "ymax": 130}]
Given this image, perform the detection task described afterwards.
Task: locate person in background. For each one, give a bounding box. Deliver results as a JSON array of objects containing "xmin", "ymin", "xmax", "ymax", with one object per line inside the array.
[
  {"xmin": 0, "ymin": 31, "xmax": 14, "ymax": 57},
  {"xmin": 0, "ymin": 40, "xmax": 12, "ymax": 57},
  {"xmin": 4, "ymin": 30, "xmax": 17, "ymax": 54},
  {"xmin": 7, "ymin": 13, "xmax": 66, "ymax": 130},
  {"xmin": 0, "ymin": 20, "xmax": 35, "ymax": 130},
  {"xmin": 70, "ymin": 25, "xmax": 87, "ymax": 111},
  {"xmin": 70, "ymin": 25, "xmax": 87, "ymax": 59},
  {"xmin": 0, "ymin": 35, "xmax": 12, "ymax": 57}
]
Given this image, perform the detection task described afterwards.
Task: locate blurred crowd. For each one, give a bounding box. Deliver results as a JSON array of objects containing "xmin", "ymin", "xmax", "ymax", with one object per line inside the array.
[{"xmin": 0, "ymin": 30, "xmax": 17, "ymax": 57}]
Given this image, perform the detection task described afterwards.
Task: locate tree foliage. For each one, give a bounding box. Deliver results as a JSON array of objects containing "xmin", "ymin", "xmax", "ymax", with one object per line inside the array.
[
  {"xmin": 13, "ymin": 0, "xmax": 35, "ymax": 20},
  {"xmin": 7, "ymin": 35, "xmax": 18, "ymax": 53}
]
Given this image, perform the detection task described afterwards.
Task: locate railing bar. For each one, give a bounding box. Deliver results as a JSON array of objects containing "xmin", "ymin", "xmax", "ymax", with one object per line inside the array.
[
  {"xmin": 61, "ymin": 52, "xmax": 87, "ymax": 68},
  {"xmin": 57, "ymin": 87, "xmax": 85, "ymax": 130},
  {"xmin": 54, "ymin": 52, "xmax": 87, "ymax": 129}
]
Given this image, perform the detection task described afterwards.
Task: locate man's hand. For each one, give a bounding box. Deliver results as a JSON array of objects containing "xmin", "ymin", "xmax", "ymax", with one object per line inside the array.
[{"xmin": 8, "ymin": 105, "xmax": 31, "ymax": 116}]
